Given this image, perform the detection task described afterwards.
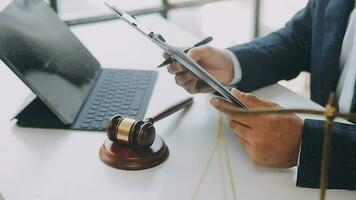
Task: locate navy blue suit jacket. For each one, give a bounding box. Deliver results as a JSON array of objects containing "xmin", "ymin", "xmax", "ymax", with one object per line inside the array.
[{"xmin": 228, "ymin": 0, "xmax": 356, "ymax": 189}]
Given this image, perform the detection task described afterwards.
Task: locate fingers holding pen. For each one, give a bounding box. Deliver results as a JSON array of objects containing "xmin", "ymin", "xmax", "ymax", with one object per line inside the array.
[
  {"xmin": 164, "ymin": 46, "xmax": 207, "ymax": 75},
  {"xmin": 175, "ymin": 71, "xmax": 195, "ymax": 86},
  {"xmin": 168, "ymin": 62, "xmax": 187, "ymax": 74},
  {"xmin": 163, "ymin": 51, "xmax": 187, "ymax": 74},
  {"xmin": 163, "ymin": 52, "xmax": 170, "ymax": 59}
]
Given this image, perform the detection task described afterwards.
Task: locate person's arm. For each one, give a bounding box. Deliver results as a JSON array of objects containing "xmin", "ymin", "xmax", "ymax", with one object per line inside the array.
[
  {"xmin": 228, "ymin": 0, "xmax": 314, "ymax": 92},
  {"xmin": 297, "ymin": 119, "xmax": 356, "ymax": 189}
]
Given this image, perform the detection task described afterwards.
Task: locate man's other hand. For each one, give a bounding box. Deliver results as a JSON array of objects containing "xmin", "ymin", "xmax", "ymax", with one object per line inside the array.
[
  {"xmin": 163, "ymin": 46, "xmax": 235, "ymax": 94},
  {"xmin": 210, "ymin": 88, "xmax": 304, "ymax": 168}
]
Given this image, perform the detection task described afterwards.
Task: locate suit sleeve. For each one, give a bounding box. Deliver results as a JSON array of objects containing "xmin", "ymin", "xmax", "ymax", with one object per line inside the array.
[
  {"xmin": 297, "ymin": 119, "xmax": 356, "ymax": 190},
  {"xmin": 227, "ymin": 0, "xmax": 314, "ymax": 92}
]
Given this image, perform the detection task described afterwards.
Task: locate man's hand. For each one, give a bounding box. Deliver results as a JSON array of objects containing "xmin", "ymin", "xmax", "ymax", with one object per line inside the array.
[
  {"xmin": 164, "ymin": 45, "xmax": 235, "ymax": 94},
  {"xmin": 210, "ymin": 89, "xmax": 304, "ymax": 168}
]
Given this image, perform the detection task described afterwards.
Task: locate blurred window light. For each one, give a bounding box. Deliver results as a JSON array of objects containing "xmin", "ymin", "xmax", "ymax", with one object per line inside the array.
[
  {"xmin": 57, "ymin": 0, "xmax": 161, "ymax": 20},
  {"xmin": 201, "ymin": 0, "xmax": 254, "ymax": 47},
  {"xmin": 260, "ymin": 0, "xmax": 308, "ymax": 35}
]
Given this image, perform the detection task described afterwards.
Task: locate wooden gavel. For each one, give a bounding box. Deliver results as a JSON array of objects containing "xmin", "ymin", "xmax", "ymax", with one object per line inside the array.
[{"xmin": 106, "ymin": 97, "xmax": 194, "ymax": 148}]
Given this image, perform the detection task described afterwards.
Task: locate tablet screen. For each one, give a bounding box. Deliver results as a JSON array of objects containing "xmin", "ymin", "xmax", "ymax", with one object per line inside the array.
[{"xmin": 0, "ymin": 0, "xmax": 101, "ymax": 124}]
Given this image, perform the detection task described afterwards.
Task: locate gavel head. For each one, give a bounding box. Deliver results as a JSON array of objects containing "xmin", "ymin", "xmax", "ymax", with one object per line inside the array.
[{"xmin": 106, "ymin": 115, "xmax": 156, "ymax": 148}]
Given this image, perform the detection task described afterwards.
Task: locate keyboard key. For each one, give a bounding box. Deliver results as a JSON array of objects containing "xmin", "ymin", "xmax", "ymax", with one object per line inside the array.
[
  {"xmin": 83, "ymin": 118, "xmax": 92, "ymax": 123},
  {"xmin": 99, "ymin": 89, "xmax": 106, "ymax": 93},
  {"xmin": 90, "ymin": 105, "xmax": 98, "ymax": 110},
  {"xmin": 92, "ymin": 101, "xmax": 100, "ymax": 105},
  {"xmin": 119, "ymin": 110, "xmax": 128, "ymax": 114},
  {"xmin": 97, "ymin": 112, "xmax": 106, "ymax": 117},
  {"xmin": 99, "ymin": 107, "xmax": 108, "ymax": 112},
  {"xmin": 97, "ymin": 93, "xmax": 105, "ymax": 97},
  {"xmin": 88, "ymin": 110, "xmax": 96, "ymax": 114},
  {"xmin": 128, "ymin": 110, "xmax": 138, "ymax": 116},
  {"xmin": 115, "ymin": 91, "xmax": 124, "ymax": 96},
  {"xmin": 85, "ymin": 114, "xmax": 94, "ymax": 119},
  {"xmin": 112, "ymin": 103, "xmax": 121, "ymax": 107},
  {"xmin": 103, "ymin": 99, "xmax": 111, "ymax": 103},
  {"xmin": 91, "ymin": 122, "xmax": 101, "ymax": 129},
  {"xmin": 111, "ymin": 99, "xmax": 122, "ymax": 107},
  {"xmin": 115, "ymin": 96, "xmax": 124, "ymax": 101},
  {"xmin": 94, "ymin": 97, "xmax": 102, "ymax": 101},
  {"xmin": 81, "ymin": 123, "xmax": 90, "ymax": 128},
  {"xmin": 111, "ymin": 103, "xmax": 120, "ymax": 107},
  {"xmin": 110, "ymin": 107, "xmax": 118, "ymax": 112},
  {"xmin": 101, "ymin": 103, "xmax": 110, "ymax": 107},
  {"xmin": 105, "ymin": 96, "xmax": 114, "ymax": 100},
  {"xmin": 100, "ymin": 85, "xmax": 109, "ymax": 89},
  {"xmin": 108, "ymin": 111, "xmax": 116, "ymax": 116},
  {"xmin": 107, "ymin": 91, "xmax": 115, "ymax": 96},
  {"xmin": 94, "ymin": 117, "xmax": 104, "ymax": 122}
]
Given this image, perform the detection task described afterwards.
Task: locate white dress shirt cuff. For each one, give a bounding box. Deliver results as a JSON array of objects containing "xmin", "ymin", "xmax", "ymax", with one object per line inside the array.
[
  {"xmin": 225, "ymin": 50, "xmax": 242, "ymax": 86},
  {"xmin": 297, "ymin": 122, "xmax": 304, "ymax": 166},
  {"xmin": 297, "ymin": 139, "xmax": 302, "ymax": 166}
]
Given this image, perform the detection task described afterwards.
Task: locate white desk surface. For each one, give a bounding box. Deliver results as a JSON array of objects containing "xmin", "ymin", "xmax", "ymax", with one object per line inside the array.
[{"xmin": 0, "ymin": 15, "xmax": 355, "ymax": 200}]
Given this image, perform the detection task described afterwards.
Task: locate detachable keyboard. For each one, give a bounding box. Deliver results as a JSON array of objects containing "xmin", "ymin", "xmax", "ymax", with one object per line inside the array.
[{"xmin": 72, "ymin": 69, "xmax": 157, "ymax": 131}]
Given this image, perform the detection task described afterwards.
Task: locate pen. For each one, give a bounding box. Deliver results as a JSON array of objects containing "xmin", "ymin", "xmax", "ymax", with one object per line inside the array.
[{"xmin": 157, "ymin": 36, "xmax": 213, "ymax": 68}]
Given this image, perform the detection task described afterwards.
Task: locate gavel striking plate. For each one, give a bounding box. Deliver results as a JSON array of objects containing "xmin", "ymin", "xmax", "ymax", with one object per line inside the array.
[{"xmin": 99, "ymin": 97, "xmax": 193, "ymax": 170}]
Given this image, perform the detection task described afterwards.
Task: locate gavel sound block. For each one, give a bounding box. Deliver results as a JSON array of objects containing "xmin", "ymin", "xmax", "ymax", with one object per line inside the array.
[{"xmin": 99, "ymin": 97, "xmax": 193, "ymax": 170}]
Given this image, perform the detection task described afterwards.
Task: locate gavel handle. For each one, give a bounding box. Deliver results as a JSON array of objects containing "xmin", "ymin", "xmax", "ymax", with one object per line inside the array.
[{"xmin": 149, "ymin": 97, "xmax": 194, "ymax": 123}]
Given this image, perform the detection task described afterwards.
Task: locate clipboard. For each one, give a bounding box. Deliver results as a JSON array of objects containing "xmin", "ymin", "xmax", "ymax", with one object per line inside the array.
[{"xmin": 105, "ymin": 3, "xmax": 249, "ymax": 110}]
